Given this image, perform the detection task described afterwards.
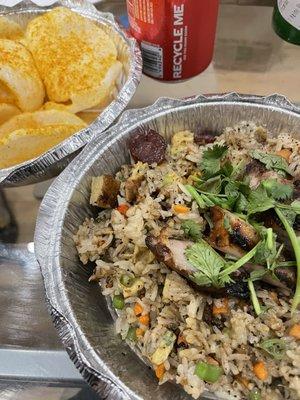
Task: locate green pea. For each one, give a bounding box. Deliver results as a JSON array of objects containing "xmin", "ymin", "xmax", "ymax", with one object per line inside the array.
[
  {"xmin": 126, "ymin": 326, "xmax": 137, "ymax": 342},
  {"xmin": 249, "ymin": 389, "xmax": 261, "ymax": 400},
  {"xmin": 194, "ymin": 361, "xmax": 223, "ymax": 383},
  {"xmin": 113, "ymin": 294, "xmax": 125, "ymax": 310}
]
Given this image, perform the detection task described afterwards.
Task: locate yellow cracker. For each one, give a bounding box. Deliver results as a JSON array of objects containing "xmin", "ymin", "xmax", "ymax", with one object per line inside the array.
[
  {"xmin": 0, "ymin": 109, "xmax": 86, "ymax": 141},
  {"xmin": 0, "ymin": 125, "xmax": 83, "ymax": 169},
  {"xmin": 0, "ymin": 103, "xmax": 20, "ymax": 125},
  {"xmin": 0, "ymin": 16, "xmax": 23, "ymax": 40},
  {"xmin": 25, "ymin": 7, "xmax": 121, "ymax": 112},
  {"xmin": 0, "ymin": 39, "xmax": 45, "ymax": 112}
]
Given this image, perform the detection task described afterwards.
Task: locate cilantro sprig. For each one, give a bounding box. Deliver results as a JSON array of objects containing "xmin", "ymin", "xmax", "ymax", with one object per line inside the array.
[
  {"xmin": 183, "ymin": 144, "xmax": 300, "ymax": 314},
  {"xmin": 181, "ymin": 220, "xmax": 202, "ymax": 241},
  {"xmin": 185, "ymin": 239, "xmax": 261, "ymax": 289},
  {"xmin": 275, "ymin": 207, "xmax": 300, "ymax": 314},
  {"xmin": 186, "ymin": 240, "xmax": 227, "ymax": 288},
  {"xmin": 250, "ymin": 150, "xmax": 291, "ymax": 175},
  {"xmin": 200, "ymin": 145, "xmax": 228, "ymax": 179}
]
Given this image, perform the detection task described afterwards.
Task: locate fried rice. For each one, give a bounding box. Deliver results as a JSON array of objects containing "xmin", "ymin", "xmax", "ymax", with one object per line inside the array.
[{"xmin": 74, "ymin": 121, "xmax": 300, "ymax": 400}]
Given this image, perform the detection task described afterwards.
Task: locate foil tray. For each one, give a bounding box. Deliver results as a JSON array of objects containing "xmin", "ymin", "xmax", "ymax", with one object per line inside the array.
[
  {"xmin": 0, "ymin": 0, "xmax": 142, "ymax": 187},
  {"xmin": 35, "ymin": 93, "xmax": 300, "ymax": 400}
]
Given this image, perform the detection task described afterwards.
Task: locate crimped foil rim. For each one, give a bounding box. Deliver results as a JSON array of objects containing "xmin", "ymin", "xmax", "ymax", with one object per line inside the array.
[
  {"xmin": 35, "ymin": 93, "xmax": 300, "ymax": 400},
  {"xmin": 0, "ymin": 0, "xmax": 142, "ymax": 187}
]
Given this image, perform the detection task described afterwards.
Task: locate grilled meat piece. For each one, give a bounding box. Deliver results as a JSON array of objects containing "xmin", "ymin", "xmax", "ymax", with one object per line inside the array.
[
  {"xmin": 245, "ymin": 160, "xmax": 290, "ymax": 189},
  {"xmin": 125, "ymin": 174, "xmax": 144, "ymax": 203},
  {"xmin": 145, "ymin": 234, "xmax": 195, "ymax": 279},
  {"xmin": 208, "ymin": 206, "xmax": 260, "ymax": 257},
  {"xmin": 273, "ymin": 267, "xmax": 296, "ymax": 288},
  {"xmin": 145, "ymin": 234, "xmax": 249, "ymax": 298},
  {"xmin": 146, "ymin": 228, "xmax": 295, "ymax": 297},
  {"xmin": 242, "ymin": 263, "xmax": 295, "ymax": 290},
  {"xmin": 90, "ymin": 175, "xmax": 120, "ymax": 208}
]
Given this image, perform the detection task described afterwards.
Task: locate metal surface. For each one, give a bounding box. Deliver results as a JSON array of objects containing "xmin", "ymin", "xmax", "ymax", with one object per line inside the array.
[
  {"xmin": 35, "ymin": 92, "xmax": 300, "ymax": 400},
  {"xmin": 0, "ymin": 0, "xmax": 142, "ymax": 187},
  {"xmin": 0, "ymin": 245, "xmax": 101, "ymax": 399},
  {"xmin": 0, "ymin": 349, "xmax": 81, "ymax": 381},
  {"xmin": 0, "ymin": 243, "xmax": 60, "ymax": 349}
]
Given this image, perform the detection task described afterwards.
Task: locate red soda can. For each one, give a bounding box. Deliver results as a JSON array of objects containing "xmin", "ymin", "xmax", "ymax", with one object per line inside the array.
[{"xmin": 126, "ymin": 0, "xmax": 219, "ymax": 81}]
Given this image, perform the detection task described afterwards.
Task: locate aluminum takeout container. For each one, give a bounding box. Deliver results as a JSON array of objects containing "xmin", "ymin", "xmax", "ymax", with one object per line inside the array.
[
  {"xmin": 35, "ymin": 93, "xmax": 300, "ymax": 400},
  {"xmin": 0, "ymin": 0, "xmax": 142, "ymax": 187}
]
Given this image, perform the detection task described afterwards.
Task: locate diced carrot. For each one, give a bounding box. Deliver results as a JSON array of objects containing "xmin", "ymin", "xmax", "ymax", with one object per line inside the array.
[
  {"xmin": 289, "ymin": 324, "xmax": 300, "ymax": 340},
  {"xmin": 172, "ymin": 204, "xmax": 190, "ymax": 214},
  {"xmin": 134, "ymin": 302, "xmax": 143, "ymax": 316},
  {"xmin": 253, "ymin": 361, "xmax": 268, "ymax": 381},
  {"xmin": 116, "ymin": 203, "xmax": 129, "ymax": 215},
  {"xmin": 138, "ymin": 314, "xmax": 150, "ymax": 326},
  {"xmin": 136, "ymin": 328, "xmax": 145, "ymax": 337},
  {"xmin": 212, "ymin": 298, "xmax": 229, "ymax": 315},
  {"xmin": 155, "ymin": 363, "xmax": 165, "ymax": 380},
  {"xmin": 276, "ymin": 149, "xmax": 292, "ymax": 162}
]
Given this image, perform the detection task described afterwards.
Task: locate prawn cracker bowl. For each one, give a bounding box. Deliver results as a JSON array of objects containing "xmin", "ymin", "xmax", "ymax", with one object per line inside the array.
[
  {"xmin": 35, "ymin": 93, "xmax": 300, "ymax": 400},
  {"xmin": 0, "ymin": 0, "xmax": 141, "ymax": 187}
]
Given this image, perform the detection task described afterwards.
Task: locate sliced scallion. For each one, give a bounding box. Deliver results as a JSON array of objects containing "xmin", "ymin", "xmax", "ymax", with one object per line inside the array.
[{"xmin": 248, "ymin": 280, "xmax": 262, "ymax": 316}]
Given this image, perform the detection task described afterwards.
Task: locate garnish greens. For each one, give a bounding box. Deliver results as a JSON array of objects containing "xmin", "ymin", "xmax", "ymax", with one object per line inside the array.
[
  {"xmin": 275, "ymin": 207, "xmax": 300, "ymax": 314},
  {"xmin": 181, "ymin": 220, "xmax": 202, "ymax": 241},
  {"xmin": 185, "ymin": 240, "xmax": 227, "ymax": 288},
  {"xmin": 185, "ymin": 240, "xmax": 261, "ymax": 288},
  {"xmin": 250, "ymin": 150, "xmax": 291, "ymax": 175},
  {"xmin": 259, "ymin": 338, "xmax": 286, "ymax": 360},
  {"xmin": 183, "ymin": 144, "xmax": 300, "ymax": 314},
  {"xmin": 262, "ymin": 179, "xmax": 293, "ymax": 201},
  {"xmin": 253, "ymin": 227, "xmax": 278, "ymax": 269},
  {"xmin": 248, "ymin": 279, "xmax": 262, "ymax": 316},
  {"xmin": 200, "ymin": 145, "xmax": 228, "ymax": 179}
]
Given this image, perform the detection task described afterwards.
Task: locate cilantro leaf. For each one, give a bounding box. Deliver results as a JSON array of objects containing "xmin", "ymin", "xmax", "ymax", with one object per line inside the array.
[
  {"xmin": 247, "ymin": 186, "xmax": 275, "ymax": 215},
  {"xmin": 291, "ymin": 200, "xmax": 300, "ymax": 213},
  {"xmin": 185, "ymin": 240, "xmax": 226, "ymax": 288},
  {"xmin": 279, "ymin": 209, "xmax": 297, "ymax": 225},
  {"xmin": 275, "ymin": 200, "xmax": 300, "ymax": 225},
  {"xmin": 224, "ymin": 181, "xmax": 240, "ymax": 208},
  {"xmin": 220, "ymin": 161, "xmax": 234, "ymax": 177},
  {"xmin": 262, "ymin": 179, "xmax": 293, "ymax": 201},
  {"xmin": 250, "ymin": 150, "xmax": 290, "ymax": 175},
  {"xmin": 200, "ymin": 145, "xmax": 228, "ymax": 179},
  {"xmin": 181, "ymin": 220, "xmax": 202, "ymax": 242},
  {"xmin": 196, "ymin": 175, "xmax": 222, "ymax": 194},
  {"xmin": 235, "ymin": 193, "xmax": 249, "ymax": 213}
]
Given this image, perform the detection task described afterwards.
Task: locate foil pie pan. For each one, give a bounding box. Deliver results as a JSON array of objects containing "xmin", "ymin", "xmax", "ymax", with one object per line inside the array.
[
  {"xmin": 35, "ymin": 93, "xmax": 300, "ymax": 400},
  {"xmin": 0, "ymin": 0, "xmax": 142, "ymax": 187}
]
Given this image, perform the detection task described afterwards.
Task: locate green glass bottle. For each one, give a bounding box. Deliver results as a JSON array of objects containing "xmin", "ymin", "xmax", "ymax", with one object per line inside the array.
[{"xmin": 272, "ymin": 1, "xmax": 300, "ymax": 45}]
